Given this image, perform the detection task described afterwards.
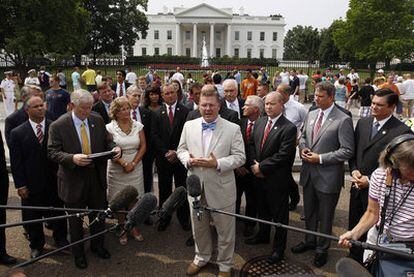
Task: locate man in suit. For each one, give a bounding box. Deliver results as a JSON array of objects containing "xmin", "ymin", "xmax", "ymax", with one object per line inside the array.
[
  {"xmin": 245, "ymin": 92, "xmax": 297, "ymax": 263},
  {"xmin": 152, "ymin": 84, "xmax": 190, "ymax": 231},
  {"xmin": 347, "ymin": 88, "xmax": 412, "ymax": 263},
  {"xmin": 9, "ymin": 96, "xmax": 68, "ymax": 259},
  {"xmin": 292, "ymin": 81, "xmax": 354, "ymax": 267},
  {"xmin": 177, "ymin": 85, "xmax": 245, "ymax": 277},
  {"xmin": 223, "ymin": 79, "xmax": 244, "ymax": 119},
  {"xmin": 236, "ymin": 95, "xmax": 264, "ymax": 237},
  {"xmin": 92, "ymin": 82, "xmax": 113, "ymax": 125},
  {"xmin": 185, "ymin": 83, "xmax": 202, "ymax": 111},
  {"xmin": 111, "ymin": 70, "xmax": 130, "ymax": 98},
  {"xmin": 48, "ymin": 89, "xmax": 121, "ymax": 269}
]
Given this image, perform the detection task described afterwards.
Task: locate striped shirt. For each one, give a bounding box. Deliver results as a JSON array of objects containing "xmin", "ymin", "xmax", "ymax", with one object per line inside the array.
[{"xmin": 369, "ymin": 167, "xmax": 414, "ymax": 241}]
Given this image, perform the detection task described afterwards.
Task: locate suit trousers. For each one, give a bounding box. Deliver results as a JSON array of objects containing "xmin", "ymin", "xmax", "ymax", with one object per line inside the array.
[
  {"xmin": 142, "ymin": 153, "xmax": 154, "ymax": 193},
  {"xmin": 348, "ymin": 186, "xmax": 369, "ymax": 263},
  {"xmin": 190, "ymin": 194, "xmax": 236, "ymax": 272},
  {"xmin": 288, "ymin": 173, "xmax": 300, "ymax": 204},
  {"xmin": 64, "ymin": 169, "xmax": 106, "ymax": 257},
  {"xmin": 303, "ymin": 179, "xmax": 340, "ymax": 253},
  {"xmin": 235, "ymin": 172, "xmax": 257, "ymax": 227},
  {"xmin": 0, "ymin": 181, "xmax": 8, "ymax": 255}
]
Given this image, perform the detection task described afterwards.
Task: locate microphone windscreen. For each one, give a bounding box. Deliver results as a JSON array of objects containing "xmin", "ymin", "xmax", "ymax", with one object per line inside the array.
[
  {"xmin": 336, "ymin": 257, "xmax": 372, "ymax": 277},
  {"xmin": 186, "ymin": 175, "xmax": 201, "ymax": 198},
  {"xmin": 161, "ymin": 186, "xmax": 187, "ymax": 216},
  {"xmin": 127, "ymin": 193, "xmax": 158, "ymax": 226},
  {"xmin": 109, "ymin": 185, "xmax": 138, "ymax": 211}
]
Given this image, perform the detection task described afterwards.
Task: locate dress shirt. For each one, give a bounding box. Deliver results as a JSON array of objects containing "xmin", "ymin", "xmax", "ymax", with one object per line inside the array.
[
  {"xmin": 226, "ymin": 99, "xmax": 240, "ymax": 119},
  {"xmin": 165, "ymin": 101, "xmax": 177, "ymax": 117},
  {"xmin": 71, "ymin": 112, "xmax": 91, "ymax": 153},
  {"xmin": 284, "ymin": 98, "xmax": 308, "ymax": 130},
  {"xmin": 373, "ymin": 114, "xmax": 392, "ymax": 130},
  {"xmin": 266, "ymin": 114, "xmax": 282, "ymax": 129},
  {"xmin": 29, "ymin": 118, "xmax": 46, "ymax": 136},
  {"xmin": 317, "ymin": 103, "xmax": 335, "ymax": 164},
  {"xmin": 131, "ymin": 107, "xmax": 142, "ymax": 123},
  {"xmin": 103, "ymin": 101, "xmax": 111, "ymax": 114},
  {"xmin": 115, "ymin": 82, "xmax": 126, "ymax": 97},
  {"xmin": 201, "ymin": 117, "xmax": 221, "ymax": 171}
]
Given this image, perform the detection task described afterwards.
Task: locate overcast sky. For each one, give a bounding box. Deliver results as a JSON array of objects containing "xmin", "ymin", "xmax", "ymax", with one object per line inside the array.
[{"xmin": 147, "ymin": 0, "xmax": 350, "ymax": 32}]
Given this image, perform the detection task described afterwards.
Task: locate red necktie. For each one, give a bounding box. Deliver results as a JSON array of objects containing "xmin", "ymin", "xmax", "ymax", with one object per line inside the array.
[
  {"xmin": 132, "ymin": 110, "xmax": 137, "ymax": 121},
  {"xmin": 168, "ymin": 106, "xmax": 174, "ymax": 125},
  {"xmin": 119, "ymin": 83, "xmax": 123, "ymax": 97},
  {"xmin": 260, "ymin": 120, "xmax": 272, "ymax": 150},
  {"xmin": 246, "ymin": 122, "xmax": 253, "ymax": 141},
  {"xmin": 36, "ymin": 124, "xmax": 43, "ymax": 144},
  {"xmin": 312, "ymin": 111, "xmax": 324, "ymax": 142}
]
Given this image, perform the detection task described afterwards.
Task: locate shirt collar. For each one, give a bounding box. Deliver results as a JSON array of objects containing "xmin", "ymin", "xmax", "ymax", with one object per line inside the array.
[
  {"xmin": 165, "ymin": 101, "xmax": 177, "ymax": 111},
  {"xmin": 268, "ymin": 113, "xmax": 283, "ymax": 123},
  {"xmin": 29, "ymin": 118, "xmax": 45, "ymax": 129},
  {"xmin": 320, "ymin": 103, "xmax": 335, "ymax": 117},
  {"xmin": 373, "ymin": 114, "xmax": 393, "ymax": 128},
  {"xmin": 71, "ymin": 111, "xmax": 88, "ymax": 126}
]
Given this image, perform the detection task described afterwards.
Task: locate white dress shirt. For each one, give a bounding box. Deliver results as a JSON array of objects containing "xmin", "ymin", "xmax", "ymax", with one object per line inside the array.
[
  {"xmin": 29, "ymin": 118, "xmax": 46, "ymax": 136},
  {"xmin": 226, "ymin": 99, "xmax": 240, "ymax": 119}
]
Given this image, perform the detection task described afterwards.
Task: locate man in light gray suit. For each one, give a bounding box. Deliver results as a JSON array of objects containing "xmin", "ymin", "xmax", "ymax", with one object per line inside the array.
[
  {"xmin": 292, "ymin": 81, "xmax": 354, "ymax": 267},
  {"xmin": 177, "ymin": 85, "xmax": 245, "ymax": 277}
]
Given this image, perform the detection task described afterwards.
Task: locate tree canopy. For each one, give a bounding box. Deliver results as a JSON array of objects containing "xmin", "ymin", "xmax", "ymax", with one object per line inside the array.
[
  {"xmin": 318, "ymin": 21, "xmax": 341, "ymax": 66},
  {"xmin": 283, "ymin": 25, "xmax": 320, "ymax": 61}
]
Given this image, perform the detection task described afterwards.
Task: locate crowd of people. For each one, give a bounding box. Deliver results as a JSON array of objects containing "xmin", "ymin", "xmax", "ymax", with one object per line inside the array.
[{"xmin": 0, "ymin": 64, "xmax": 413, "ymax": 276}]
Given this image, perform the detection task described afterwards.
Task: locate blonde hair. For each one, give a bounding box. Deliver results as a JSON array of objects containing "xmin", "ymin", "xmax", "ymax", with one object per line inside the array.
[{"xmin": 109, "ymin": 96, "xmax": 132, "ymax": 120}]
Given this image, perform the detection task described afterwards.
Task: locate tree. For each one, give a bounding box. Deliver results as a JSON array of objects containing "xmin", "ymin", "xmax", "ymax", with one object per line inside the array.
[
  {"xmin": 82, "ymin": 0, "xmax": 149, "ymax": 61},
  {"xmin": 318, "ymin": 21, "xmax": 341, "ymax": 67},
  {"xmin": 283, "ymin": 25, "xmax": 320, "ymax": 61},
  {"xmin": 333, "ymin": 0, "xmax": 414, "ymax": 68},
  {"xmin": 0, "ymin": 0, "xmax": 90, "ymax": 71}
]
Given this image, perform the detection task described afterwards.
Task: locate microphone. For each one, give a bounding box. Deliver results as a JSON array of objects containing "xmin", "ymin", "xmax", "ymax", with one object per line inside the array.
[
  {"xmin": 90, "ymin": 185, "xmax": 138, "ymax": 226},
  {"xmin": 336, "ymin": 257, "xmax": 372, "ymax": 277},
  {"xmin": 186, "ymin": 175, "xmax": 202, "ymax": 221},
  {"xmin": 157, "ymin": 186, "xmax": 187, "ymax": 221},
  {"xmin": 123, "ymin": 193, "xmax": 158, "ymax": 232}
]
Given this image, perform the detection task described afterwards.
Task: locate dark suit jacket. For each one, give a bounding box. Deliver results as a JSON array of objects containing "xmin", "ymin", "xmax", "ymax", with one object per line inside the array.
[
  {"xmin": 239, "ymin": 117, "xmax": 254, "ymax": 170},
  {"xmin": 249, "ymin": 115, "xmax": 297, "ymax": 189},
  {"xmin": 0, "ymin": 131, "xmax": 8, "ymax": 205},
  {"xmin": 111, "ymin": 82, "xmax": 130, "ymax": 97},
  {"xmin": 48, "ymin": 113, "xmax": 115, "ymax": 203},
  {"xmin": 349, "ymin": 116, "xmax": 412, "ymax": 177},
  {"xmin": 138, "ymin": 107, "xmax": 153, "ymax": 155},
  {"xmin": 10, "ymin": 120, "xmax": 58, "ymax": 195},
  {"xmin": 184, "ymin": 100, "xmax": 196, "ymax": 111},
  {"xmin": 92, "ymin": 100, "xmax": 111, "ymax": 125},
  {"xmin": 222, "ymin": 97, "xmax": 245, "ymax": 119},
  {"xmin": 186, "ymin": 105, "xmax": 240, "ymax": 125}
]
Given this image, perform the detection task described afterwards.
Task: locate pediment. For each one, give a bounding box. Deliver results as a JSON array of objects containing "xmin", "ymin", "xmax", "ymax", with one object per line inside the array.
[{"xmin": 175, "ymin": 3, "xmax": 232, "ymax": 18}]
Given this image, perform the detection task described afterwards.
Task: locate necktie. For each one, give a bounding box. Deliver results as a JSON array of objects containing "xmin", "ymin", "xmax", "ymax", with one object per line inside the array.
[
  {"xmin": 36, "ymin": 124, "xmax": 43, "ymax": 144},
  {"xmin": 132, "ymin": 110, "xmax": 137, "ymax": 121},
  {"xmin": 312, "ymin": 111, "xmax": 324, "ymax": 142},
  {"xmin": 260, "ymin": 120, "xmax": 272, "ymax": 150},
  {"xmin": 80, "ymin": 122, "xmax": 91, "ymax": 155},
  {"xmin": 119, "ymin": 83, "xmax": 123, "ymax": 97},
  {"xmin": 371, "ymin": 121, "xmax": 380, "ymax": 139},
  {"xmin": 202, "ymin": 122, "xmax": 217, "ymax": 131},
  {"xmin": 246, "ymin": 122, "xmax": 253, "ymax": 141},
  {"xmin": 168, "ymin": 106, "xmax": 174, "ymax": 125}
]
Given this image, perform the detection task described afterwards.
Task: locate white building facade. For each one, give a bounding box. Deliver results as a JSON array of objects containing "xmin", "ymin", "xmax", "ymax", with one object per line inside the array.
[{"xmin": 133, "ymin": 3, "xmax": 285, "ymax": 59}]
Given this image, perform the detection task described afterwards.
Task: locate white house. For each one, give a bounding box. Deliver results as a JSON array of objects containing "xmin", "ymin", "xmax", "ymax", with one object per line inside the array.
[{"xmin": 133, "ymin": 3, "xmax": 285, "ymax": 59}]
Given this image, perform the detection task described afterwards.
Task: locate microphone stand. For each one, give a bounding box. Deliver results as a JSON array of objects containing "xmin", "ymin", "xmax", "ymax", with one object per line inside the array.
[
  {"xmin": 203, "ymin": 206, "xmax": 414, "ymax": 261},
  {"xmin": 0, "ymin": 212, "xmax": 91, "ymax": 229},
  {"xmin": 0, "ymin": 205, "xmax": 129, "ymax": 214}
]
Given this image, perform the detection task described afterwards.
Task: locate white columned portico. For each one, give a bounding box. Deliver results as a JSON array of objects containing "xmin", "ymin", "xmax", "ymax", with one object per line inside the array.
[
  {"xmin": 175, "ymin": 23, "xmax": 181, "ymax": 55},
  {"xmin": 226, "ymin": 24, "xmax": 231, "ymax": 57},
  {"xmin": 210, "ymin": 23, "xmax": 215, "ymax": 58},
  {"xmin": 192, "ymin": 23, "xmax": 198, "ymax": 58}
]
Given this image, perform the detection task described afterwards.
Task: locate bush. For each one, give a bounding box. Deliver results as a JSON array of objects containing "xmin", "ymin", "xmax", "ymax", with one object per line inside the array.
[{"xmin": 390, "ymin": 63, "xmax": 414, "ymax": 71}]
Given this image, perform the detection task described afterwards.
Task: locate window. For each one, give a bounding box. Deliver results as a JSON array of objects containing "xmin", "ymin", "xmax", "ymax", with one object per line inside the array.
[
  {"xmin": 247, "ymin": 48, "xmax": 252, "ymax": 59},
  {"xmin": 259, "ymin": 49, "xmax": 264, "ymax": 58},
  {"xmin": 167, "ymin": 47, "xmax": 172, "ymax": 56},
  {"xmin": 234, "ymin": 48, "xmax": 239, "ymax": 58},
  {"xmin": 154, "ymin": 47, "xmax": 159, "ymax": 55},
  {"xmin": 272, "ymin": 49, "xmax": 277, "ymax": 59},
  {"xmin": 215, "ymin": 31, "xmax": 221, "ymax": 41},
  {"xmin": 186, "ymin": 48, "xmax": 191, "ymax": 57},
  {"xmin": 167, "ymin": 30, "xmax": 172, "ymax": 40},
  {"xmin": 142, "ymin": 47, "xmax": 147, "ymax": 56},
  {"xmin": 260, "ymin": 32, "xmax": 265, "ymax": 41},
  {"xmin": 247, "ymin": 31, "xmax": 252, "ymax": 41},
  {"xmin": 235, "ymin": 31, "xmax": 239, "ymax": 41},
  {"xmin": 216, "ymin": 48, "xmax": 221, "ymax": 58},
  {"xmin": 273, "ymin": 32, "xmax": 278, "ymax": 41},
  {"xmin": 154, "ymin": 30, "xmax": 159, "ymax": 40},
  {"xmin": 185, "ymin": 31, "xmax": 191, "ymax": 40}
]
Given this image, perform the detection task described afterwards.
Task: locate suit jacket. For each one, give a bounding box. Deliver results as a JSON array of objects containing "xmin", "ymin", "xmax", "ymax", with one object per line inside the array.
[
  {"xmin": 299, "ymin": 105, "xmax": 355, "ymax": 193},
  {"xmin": 249, "ymin": 115, "xmax": 297, "ymax": 189},
  {"xmin": 186, "ymin": 106, "xmax": 240, "ymax": 125},
  {"xmin": 177, "ymin": 116, "xmax": 245, "ymax": 209},
  {"xmin": 10, "ymin": 120, "xmax": 57, "ymax": 195},
  {"xmin": 184, "ymin": 100, "xmax": 196, "ymax": 111},
  {"xmin": 309, "ymin": 102, "xmax": 352, "ymax": 118},
  {"xmin": 222, "ymin": 97, "xmax": 245, "ymax": 119},
  {"xmin": 349, "ymin": 116, "xmax": 412, "ymax": 177},
  {"xmin": 48, "ymin": 112, "xmax": 115, "ymax": 203},
  {"xmin": 111, "ymin": 82, "xmax": 130, "ymax": 97},
  {"xmin": 92, "ymin": 100, "xmax": 111, "ymax": 125},
  {"xmin": 138, "ymin": 107, "xmax": 153, "ymax": 155},
  {"xmin": 0, "ymin": 131, "xmax": 8, "ymax": 205}
]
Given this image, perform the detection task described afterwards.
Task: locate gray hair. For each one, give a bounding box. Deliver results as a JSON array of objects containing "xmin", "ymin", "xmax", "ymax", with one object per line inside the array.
[
  {"xmin": 71, "ymin": 89, "xmax": 93, "ymax": 106},
  {"xmin": 20, "ymin": 86, "xmax": 32, "ymax": 100},
  {"xmin": 223, "ymin": 78, "xmax": 238, "ymax": 89},
  {"xmin": 246, "ymin": 95, "xmax": 264, "ymax": 114},
  {"xmin": 126, "ymin": 84, "xmax": 142, "ymax": 95},
  {"xmin": 268, "ymin": 91, "xmax": 285, "ymax": 103}
]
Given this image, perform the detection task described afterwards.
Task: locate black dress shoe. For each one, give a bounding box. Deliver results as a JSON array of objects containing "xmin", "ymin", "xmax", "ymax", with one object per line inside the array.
[
  {"xmin": 243, "ymin": 225, "xmax": 255, "ymax": 237},
  {"xmin": 157, "ymin": 221, "xmax": 169, "ymax": 232},
  {"xmin": 91, "ymin": 247, "xmax": 111, "ymax": 259},
  {"xmin": 0, "ymin": 253, "xmax": 17, "ymax": 265},
  {"xmin": 74, "ymin": 255, "xmax": 88, "ymax": 269},
  {"xmin": 144, "ymin": 217, "xmax": 153, "ymax": 226},
  {"xmin": 267, "ymin": 251, "xmax": 284, "ymax": 264},
  {"xmin": 185, "ymin": 235, "xmax": 194, "ymax": 247},
  {"xmin": 30, "ymin": 248, "xmax": 43, "ymax": 259},
  {"xmin": 291, "ymin": 242, "xmax": 316, "ymax": 254},
  {"xmin": 244, "ymin": 236, "xmax": 269, "ymax": 245},
  {"xmin": 313, "ymin": 253, "xmax": 328, "ymax": 267}
]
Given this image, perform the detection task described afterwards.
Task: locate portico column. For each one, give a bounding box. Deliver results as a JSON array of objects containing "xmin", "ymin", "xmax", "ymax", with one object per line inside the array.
[
  {"xmin": 226, "ymin": 24, "xmax": 231, "ymax": 57},
  {"xmin": 192, "ymin": 23, "xmax": 198, "ymax": 58},
  {"xmin": 210, "ymin": 23, "xmax": 215, "ymax": 58},
  {"xmin": 175, "ymin": 23, "xmax": 181, "ymax": 56}
]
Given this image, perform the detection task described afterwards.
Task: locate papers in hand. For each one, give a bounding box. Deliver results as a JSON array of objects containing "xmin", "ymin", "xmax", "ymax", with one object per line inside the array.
[{"xmin": 87, "ymin": 150, "xmax": 115, "ymax": 160}]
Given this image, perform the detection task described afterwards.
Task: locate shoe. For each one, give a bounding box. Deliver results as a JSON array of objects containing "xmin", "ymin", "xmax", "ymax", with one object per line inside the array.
[
  {"xmin": 30, "ymin": 248, "xmax": 43, "ymax": 259},
  {"xmin": 243, "ymin": 225, "xmax": 254, "ymax": 237},
  {"xmin": 313, "ymin": 253, "xmax": 328, "ymax": 267},
  {"xmin": 186, "ymin": 262, "xmax": 203, "ymax": 276},
  {"xmin": 144, "ymin": 217, "xmax": 153, "ymax": 226},
  {"xmin": 185, "ymin": 235, "xmax": 194, "ymax": 247},
  {"xmin": 157, "ymin": 220, "xmax": 170, "ymax": 232},
  {"xmin": 119, "ymin": 233, "xmax": 128, "ymax": 246},
  {"xmin": 288, "ymin": 201, "xmax": 299, "ymax": 211},
  {"xmin": 244, "ymin": 236, "xmax": 269, "ymax": 245},
  {"xmin": 130, "ymin": 228, "xmax": 144, "ymax": 242},
  {"xmin": 91, "ymin": 247, "xmax": 111, "ymax": 259},
  {"xmin": 291, "ymin": 242, "xmax": 316, "ymax": 254},
  {"xmin": 0, "ymin": 253, "xmax": 17, "ymax": 265},
  {"xmin": 74, "ymin": 255, "xmax": 88, "ymax": 269},
  {"xmin": 267, "ymin": 251, "xmax": 284, "ymax": 264},
  {"xmin": 218, "ymin": 271, "xmax": 231, "ymax": 277}
]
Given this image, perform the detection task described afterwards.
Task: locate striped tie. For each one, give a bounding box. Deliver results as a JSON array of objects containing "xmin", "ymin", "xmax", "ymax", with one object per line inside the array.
[
  {"xmin": 36, "ymin": 124, "xmax": 43, "ymax": 144},
  {"xmin": 260, "ymin": 120, "xmax": 272, "ymax": 150}
]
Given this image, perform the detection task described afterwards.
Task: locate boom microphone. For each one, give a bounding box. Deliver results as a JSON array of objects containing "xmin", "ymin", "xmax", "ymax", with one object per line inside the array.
[
  {"xmin": 157, "ymin": 186, "xmax": 188, "ymax": 221},
  {"xmin": 124, "ymin": 193, "xmax": 158, "ymax": 232},
  {"xmin": 186, "ymin": 175, "xmax": 202, "ymax": 221}
]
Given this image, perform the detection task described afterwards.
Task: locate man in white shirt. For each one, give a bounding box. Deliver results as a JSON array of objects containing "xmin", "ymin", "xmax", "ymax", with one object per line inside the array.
[
  {"xmin": 403, "ymin": 73, "xmax": 414, "ymax": 118},
  {"xmin": 171, "ymin": 66, "xmax": 185, "ymax": 88},
  {"xmin": 347, "ymin": 68, "xmax": 359, "ymax": 84},
  {"xmin": 0, "ymin": 71, "xmax": 16, "ymax": 117},
  {"xmin": 223, "ymin": 79, "xmax": 244, "ymax": 119},
  {"xmin": 125, "ymin": 67, "xmax": 138, "ymax": 85},
  {"xmin": 279, "ymin": 68, "xmax": 290, "ymax": 85},
  {"xmin": 297, "ymin": 70, "xmax": 309, "ymax": 103}
]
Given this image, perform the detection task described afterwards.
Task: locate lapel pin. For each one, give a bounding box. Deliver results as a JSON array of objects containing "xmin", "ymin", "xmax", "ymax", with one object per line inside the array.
[
  {"xmin": 382, "ymin": 131, "xmax": 386, "ymax": 135},
  {"xmin": 162, "ymin": 111, "xmax": 165, "ymax": 114},
  {"xmin": 91, "ymin": 124, "xmax": 95, "ymax": 128},
  {"xmin": 274, "ymin": 127, "xmax": 278, "ymax": 130},
  {"xmin": 177, "ymin": 107, "xmax": 180, "ymax": 111}
]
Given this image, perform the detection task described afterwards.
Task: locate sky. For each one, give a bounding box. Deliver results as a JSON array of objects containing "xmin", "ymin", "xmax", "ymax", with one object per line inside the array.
[{"xmin": 147, "ymin": 0, "xmax": 350, "ymax": 32}]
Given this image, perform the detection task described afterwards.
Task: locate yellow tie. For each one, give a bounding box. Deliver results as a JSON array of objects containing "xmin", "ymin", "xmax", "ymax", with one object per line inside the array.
[{"xmin": 80, "ymin": 122, "xmax": 91, "ymax": 155}]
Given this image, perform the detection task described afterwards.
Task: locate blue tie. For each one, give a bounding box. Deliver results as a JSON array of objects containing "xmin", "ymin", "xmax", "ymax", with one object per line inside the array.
[{"xmin": 202, "ymin": 122, "xmax": 217, "ymax": 131}]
